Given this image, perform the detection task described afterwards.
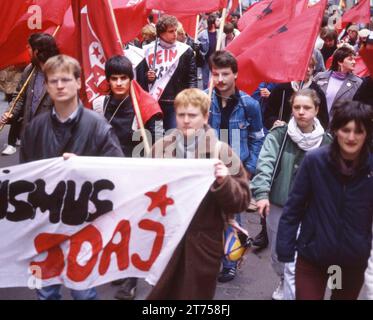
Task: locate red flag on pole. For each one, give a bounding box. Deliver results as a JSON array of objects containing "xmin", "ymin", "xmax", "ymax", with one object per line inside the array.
[
  {"xmin": 230, "ymin": 0, "xmax": 296, "ymax": 58},
  {"xmin": 71, "ymin": 0, "xmax": 124, "ymax": 106},
  {"xmin": 146, "ymin": 0, "xmax": 227, "ymax": 15},
  {"xmin": 230, "ymin": 0, "xmax": 327, "ymax": 93},
  {"xmin": 0, "ymin": 0, "xmax": 69, "ymax": 69},
  {"xmin": 237, "ymin": 0, "xmax": 296, "ymax": 32},
  {"xmin": 342, "ymin": 0, "xmax": 371, "ymax": 25},
  {"xmin": 131, "ymin": 79, "xmax": 162, "ymax": 124},
  {"xmin": 112, "ymin": 0, "xmax": 150, "ymax": 45}
]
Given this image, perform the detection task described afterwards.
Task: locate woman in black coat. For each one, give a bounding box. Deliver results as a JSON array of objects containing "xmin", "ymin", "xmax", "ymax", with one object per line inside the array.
[{"xmin": 264, "ymin": 57, "xmax": 329, "ymax": 130}]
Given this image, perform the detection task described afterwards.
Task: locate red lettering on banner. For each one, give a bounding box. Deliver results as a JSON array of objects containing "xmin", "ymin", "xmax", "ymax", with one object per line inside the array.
[
  {"xmin": 67, "ymin": 225, "xmax": 103, "ymax": 282},
  {"xmin": 156, "ymin": 50, "xmax": 163, "ymax": 65},
  {"xmin": 98, "ymin": 220, "xmax": 131, "ymax": 275},
  {"xmin": 169, "ymin": 49, "xmax": 177, "ymax": 62},
  {"xmin": 30, "ymin": 233, "xmax": 69, "ymax": 279},
  {"xmin": 30, "ymin": 218, "xmax": 166, "ymax": 282},
  {"xmin": 132, "ymin": 219, "xmax": 165, "ymax": 271},
  {"xmin": 148, "ymin": 53, "xmax": 154, "ymax": 67}
]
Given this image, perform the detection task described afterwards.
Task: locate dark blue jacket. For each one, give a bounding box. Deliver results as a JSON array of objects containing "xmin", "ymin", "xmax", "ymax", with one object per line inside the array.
[{"xmin": 277, "ymin": 145, "xmax": 373, "ymax": 268}]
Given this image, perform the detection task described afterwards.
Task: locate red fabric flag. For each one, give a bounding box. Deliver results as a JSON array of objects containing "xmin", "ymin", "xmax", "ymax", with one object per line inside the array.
[
  {"xmin": 0, "ymin": 0, "xmax": 69, "ymax": 69},
  {"xmin": 131, "ymin": 80, "xmax": 163, "ymax": 124},
  {"xmin": 360, "ymin": 45, "xmax": 373, "ymax": 76},
  {"xmin": 342, "ymin": 0, "xmax": 371, "ymax": 25},
  {"xmin": 294, "ymin": 0, "xmax": 309, "ymax": 17},
  {"xmin": 112, "ymin": 0, "xmax": 151, "ymax": 45},
  {"xmin": 231, "ymin": 0, "xmax": 327, "ymax": 94},
  {"xmin": 0, "ymin": 0, "xmax": 30, "ymax": 46},
  {"xmin": 71, "ymin": 0, "xmax": 124, "ymax": 106},
  {"xmin": 176, "ymin": 15, "xmax": 198, "ymax": 38},
  {"xmin": 353, "ymin": 55, "xmax": 370, "ymax": 78},
  {"xmin": 237, "ymin": 0, "xmax": 296, "ymax": 32},
  {"xmin": 146, "ymin": 0, "xmax": 227, "ymax": 15},
  {"xmin": 230, "ymin": 0, "xmax": 296, "ymax": 58}
]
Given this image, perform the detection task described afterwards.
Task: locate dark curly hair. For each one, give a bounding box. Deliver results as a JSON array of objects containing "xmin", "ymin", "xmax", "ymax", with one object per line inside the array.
[{"xmin": 28, "ymin": 33, "xmax": 60, "ymax": 64}]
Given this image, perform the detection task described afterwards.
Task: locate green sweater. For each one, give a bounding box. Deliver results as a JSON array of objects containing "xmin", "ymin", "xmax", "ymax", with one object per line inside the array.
[{"xmin": 250, "ymin": 125, "xmax": 332, "ymax": 207}]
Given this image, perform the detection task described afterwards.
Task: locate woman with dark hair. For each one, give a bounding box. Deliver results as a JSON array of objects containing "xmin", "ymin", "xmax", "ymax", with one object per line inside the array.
[
  {"xmin": 251, "ymin": 88, "xmax": 332, "ymax": 300},
  {"xmin": 277, "ymin": 100, "xmax": 373, "ymax": 300},
  {"xmin": 314, "ymin": 46, "xmax": 363, "ymax": 116}
]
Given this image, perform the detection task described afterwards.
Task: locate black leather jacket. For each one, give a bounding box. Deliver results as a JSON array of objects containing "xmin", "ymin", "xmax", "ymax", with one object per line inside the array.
[{"xmin": 20, "ymin": 105, "xmax": 124, "ymax": 163}]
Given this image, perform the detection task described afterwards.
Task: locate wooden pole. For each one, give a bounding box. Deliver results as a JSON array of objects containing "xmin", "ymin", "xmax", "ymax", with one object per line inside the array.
[
  {"xmin": 194, "ymin": 14, "xmax": 200, "ymax": 40},
  {"xmin": 208, "ymin": 8, "xmax": 227, "ymax": 100},
  {"xmin": 130, "ymin": 83, "xmax": 151, "ymax": 155},
  {"xmin": 0, "ymin": 25, "xmax": 61, "ymax": 132}
]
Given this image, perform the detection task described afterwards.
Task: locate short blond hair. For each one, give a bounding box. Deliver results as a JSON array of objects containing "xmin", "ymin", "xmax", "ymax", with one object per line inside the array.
[
  {"xmin": 174, "ymin": 89, "xmax": 210, "ymax": 116},
  {"xmin": 142, "ymin": 24, "xmax": 156, "ymax": 39},
  {"xmin": 43, "ymin": 54, "xmax": 81, "ymax": 80}
]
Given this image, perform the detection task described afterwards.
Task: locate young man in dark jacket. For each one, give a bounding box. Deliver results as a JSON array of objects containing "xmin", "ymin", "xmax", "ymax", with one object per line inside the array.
[
  {"xmin": 136, "ymin": 15, "xmax": 197, "ymax": 131},
  {"xmin": 20, "ymin": 54, "xmax": 123, "ymax": 299}
]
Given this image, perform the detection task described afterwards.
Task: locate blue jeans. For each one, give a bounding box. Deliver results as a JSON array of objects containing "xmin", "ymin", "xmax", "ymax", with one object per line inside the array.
[
  {"xmin": 222, "ymin": 213, "xmax": 242, "ymax": 269},
  {"xmin": 36, "ymin": 285, "xmax": 98, "ymax": 300}
]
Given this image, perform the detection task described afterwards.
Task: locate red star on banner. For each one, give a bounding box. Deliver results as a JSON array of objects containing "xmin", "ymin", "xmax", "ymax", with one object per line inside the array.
[
  {"xmin": 92, "ymin": 46, "xmax": 101, "ymax": 59},
  {"xmin": 145, "ymin": 185, "xmax": 174, "ymax": 216}
]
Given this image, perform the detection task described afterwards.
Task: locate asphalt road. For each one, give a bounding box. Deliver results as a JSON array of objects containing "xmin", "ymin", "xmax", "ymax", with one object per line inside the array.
[{"xmin": 0, "ymin": 92, "xmax": 367, "ymax": 300}]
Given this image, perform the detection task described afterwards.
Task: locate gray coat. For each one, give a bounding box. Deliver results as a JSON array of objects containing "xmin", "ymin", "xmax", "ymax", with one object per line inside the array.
[{"xmin": 314, "ymin": 70, "xmax": 362, "ymax": 113}]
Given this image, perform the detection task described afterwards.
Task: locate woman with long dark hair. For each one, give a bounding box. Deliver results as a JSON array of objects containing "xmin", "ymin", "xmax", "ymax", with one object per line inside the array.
[{"xmin": 277, "ymin": 100, "xmax": 373, "ymax": 300}]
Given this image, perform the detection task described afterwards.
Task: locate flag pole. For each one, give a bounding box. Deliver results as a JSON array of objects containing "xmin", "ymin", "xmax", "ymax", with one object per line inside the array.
[
  {"xmin": 208, "ymin": 7, "xmax": 227, "ymax": 100},
  {"xmin": 130, "ymin": 83, "xmax": 151, "ymax": 155},
  {"xmin": 239, "ymin": 0, "xmax": 243, "ymax": 16},
  {"xmin": 194, "ymin": 14, "xmax": 200, "ymax": 40},
  {"xmin": 107, "ymin": 0, "xmax": 151, "ymax": 155},
  {"xmin": 0, "ymin": 25, "xmax": 61, "ymax": 132}
]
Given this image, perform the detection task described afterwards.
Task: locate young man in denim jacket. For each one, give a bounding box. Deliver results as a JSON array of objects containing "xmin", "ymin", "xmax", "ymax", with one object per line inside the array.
[{"xmin": 207, "ymin": 50, "xmax": 265, "ymax": 282}]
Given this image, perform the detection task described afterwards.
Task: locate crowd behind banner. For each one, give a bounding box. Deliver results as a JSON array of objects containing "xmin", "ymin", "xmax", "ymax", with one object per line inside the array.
[{"xmin": 0, "ymin": 0, "xmax": 373, "ymax": 301}]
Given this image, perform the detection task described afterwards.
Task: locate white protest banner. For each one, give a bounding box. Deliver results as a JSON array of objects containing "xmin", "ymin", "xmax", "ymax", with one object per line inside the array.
[{"xmin": 0, "ymin": 157, "xmax": 215, "ymax": 289}]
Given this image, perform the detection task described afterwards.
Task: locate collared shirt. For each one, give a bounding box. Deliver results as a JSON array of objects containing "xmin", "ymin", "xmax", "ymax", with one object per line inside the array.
[{"xmin": 52, "ymin": 107, "xmax": 79, "ymax": 123}]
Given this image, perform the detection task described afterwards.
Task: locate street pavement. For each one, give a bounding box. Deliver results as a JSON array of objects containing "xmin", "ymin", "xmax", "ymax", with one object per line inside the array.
[{"xmin": 0, "ymin": 92, "xmax": 367, "ymax": 300}]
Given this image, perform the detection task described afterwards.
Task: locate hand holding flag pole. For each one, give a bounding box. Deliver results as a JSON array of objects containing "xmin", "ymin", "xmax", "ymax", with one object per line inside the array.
[{"xmin": 0, "ymin": 25, "xmax": 61, "ymax": 132}]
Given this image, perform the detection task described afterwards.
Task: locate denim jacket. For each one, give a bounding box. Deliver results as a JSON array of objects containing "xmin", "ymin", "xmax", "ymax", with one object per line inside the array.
[{"xmin": 207, "ymin": 88, "xmax": 265, "ymax": 174}]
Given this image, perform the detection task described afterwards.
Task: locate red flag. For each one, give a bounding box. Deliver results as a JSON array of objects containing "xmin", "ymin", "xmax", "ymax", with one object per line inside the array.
[
  {"xmin": 237, "ymin": 0, "xmax": 296, "ymax": 32},
  {"xmin": 71, "ymin": 0, "xmax": 124, "ymax": 106},
  {"xmin": 360, "ymin": 45, "xmax": 373, "ymax": 76},
  {"xmin": 342, "ymin": 0, "xmax": 371, "ymax": 25},
  {"xmin": 0, "ymin": 0, "xmax": 69, "ymax": 69},
  {"xmin": 294, "ymin": 0, "xmax": 309, "ymax": 17},
  {"xmin": 146, "ymin": 0, "xmax": 227, "ymax": 15},
  {"xmin": 353, "ymin": 55, "xmax": 370, "ymax": 78},
  {"xmin": 131, "ymin": 80, "xmax": 163, "ymax": 124},
  {"xmin": 231, "ymin": 0, "xmax": 327, "ymax": 93},
  {"xmin": 112, "ymin": 0, "xmax": 151, "ymax": 45},
  {"xmin": 0, "ymin": 0, "xmax": 30, "ymax": 46},
  {"xmin": 176, "ymin": 15, "xmax": 198, "ymax": 38},
  {"xmin": 230, "ymin": 0, "xmax": 296, "ymax": 58}
]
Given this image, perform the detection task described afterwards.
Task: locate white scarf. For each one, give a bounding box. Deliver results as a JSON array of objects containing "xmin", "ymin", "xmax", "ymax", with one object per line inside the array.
[
  {"xmin": 143, "ymin": 40, "xmax": 189, "ymax": 100},
  {"xmin": 290, "ymin": 78, "xmax": 313, "ymax": 92},
  {"xmin": 287, "ymin": 117, "xmax": 324, "ymax": 151}
]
